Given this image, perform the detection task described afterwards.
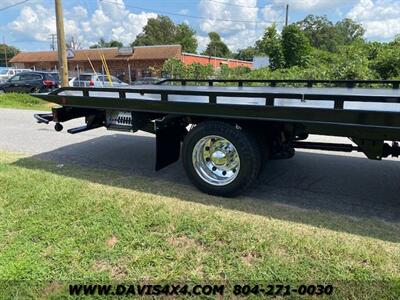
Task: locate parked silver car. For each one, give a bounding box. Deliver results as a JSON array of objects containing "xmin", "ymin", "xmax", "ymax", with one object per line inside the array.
[
  {"xmin": 0, "ymin": 68, "xmax": 32, "ymax": 83},
  {"xmin": 70, "ymin": 74, "xmax": 129, "ymax": 88}
]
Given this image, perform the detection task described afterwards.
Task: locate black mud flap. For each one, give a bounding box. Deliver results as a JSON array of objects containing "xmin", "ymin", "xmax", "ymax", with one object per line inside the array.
[
  {"xmin": 155, "ymin": 123, "xmax": 187, "ymax": 171},
  {"xmin": 352, "ymin": 138, "xmax": 384, "ymax": 160}
]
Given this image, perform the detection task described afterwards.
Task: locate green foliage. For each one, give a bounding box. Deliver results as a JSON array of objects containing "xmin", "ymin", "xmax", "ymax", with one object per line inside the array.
[
  {"xmin": 297, "ymin": 15, "xmax": 338, "ymax": 52},
  {"xmin": 335, "ymin": 18, "xmax": 365, "ymax": 45},
  {"xmin": 218, "ymin": 64, "xmax": 251, "ymax": 79},
  {"xmin": 0, "ymin": 152, "xmax": 399, "ymax": 299},
  {"xmin": 133, "ymin": 16, "xmax": 176, "ymax": 46},
  {"xmin": 233, "ymin": 47, "xmax": 258, "ymax": 61},
  {"xmin": 281, "ymin": 24, "xmax": 311, "ymax": 68},
  {"xmin": 90, "ymin": 38, "xmax": 123, "ymax": 49},
  {"xmin": 370, "ymin": 45, "xmax": 400, "ymax": 79},
  {"xmin": 162, "ymin": 58, "xmax": 186, "ymax": 78},
  {"xmin": 186, "ymin": 62, "xmax": 214, "ymax": 79},
  {"xmin": 255, "ymin": 24, "xmax": 284, "ymax": 70},
  {"xmin": 202, "ymin": 32, "xmax": 231, "ymax": 58},
  {"xmin": 297, "ymin": 15, "xmax": 365, "ymax": 52},
  {"xmin": 132, "ymin": 16, "xmax": 198, "ymax": 53},
  {"xmin": 0, "ymin": 93, "xmax": 50, "ymax": 110},
  {"xmin": 0, "ymin": 44, "xmax": 19, "ymax": 67},
  {"xmin": 162, "ymin": 58, "xmax": 213, "ymax": 79},
  {"xmin": 332, "ymin": 47, "xmax": 373, "ymax": 80},
  {"xmin": 161, "ymin": 14, "xmax": 398, "ymax": 83},
  {"xmin": 175, "ymin": 24, "xmax": 198, "ymax": 53}
]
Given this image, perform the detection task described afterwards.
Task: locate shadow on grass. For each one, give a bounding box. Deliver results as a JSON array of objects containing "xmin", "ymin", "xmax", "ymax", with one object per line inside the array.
[{"xmin": 12, "ymin": 134, "xmax": 400, "ymax": 243}]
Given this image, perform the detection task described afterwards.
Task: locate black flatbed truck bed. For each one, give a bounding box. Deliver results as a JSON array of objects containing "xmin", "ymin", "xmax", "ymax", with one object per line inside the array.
[{"xmin": 33, "ymin": 79, "xmax": 400, "ymax": 196}]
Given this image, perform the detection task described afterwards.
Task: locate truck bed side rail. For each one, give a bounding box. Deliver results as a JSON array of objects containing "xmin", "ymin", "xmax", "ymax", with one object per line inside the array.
[
  {"xmin": 156, "ymin": 79, "xmax": 400, "ymax": 89},
  {"xmin": 46, "ymin": 85, "xmax": 400, "ymax": 107}
]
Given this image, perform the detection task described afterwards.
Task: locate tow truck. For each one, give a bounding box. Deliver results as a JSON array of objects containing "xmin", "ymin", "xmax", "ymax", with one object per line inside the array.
[{"xmin": 33, "ymin": 79, "xmax": 400, "ymax": 196}]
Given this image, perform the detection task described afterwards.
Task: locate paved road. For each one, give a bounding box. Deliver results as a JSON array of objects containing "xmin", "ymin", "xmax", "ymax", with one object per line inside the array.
[{"xmin": 1, "ymin": 108, "xmax": 399, "ymax": 229}]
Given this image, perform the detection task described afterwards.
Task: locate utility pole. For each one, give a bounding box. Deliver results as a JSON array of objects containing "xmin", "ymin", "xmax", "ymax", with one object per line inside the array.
[
  {"xmin": 285, "ymin": 4, "xmax": 289, "ymax": 27},
  {"xmin": 49, "ymin": 34, "xmax": 57, "ymax": 51},
  {"xmin": 3, "ymin": 36, "xmax": 8, "ymax": 68},
  {"xmin": 55, "ymin": 0, "xmax": 68, "ymax": 87}
]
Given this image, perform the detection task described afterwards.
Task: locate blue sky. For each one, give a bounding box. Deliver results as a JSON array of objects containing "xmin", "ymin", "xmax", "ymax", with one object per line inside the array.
[{"xmin": 0, "ymin": 0, "xmax": 399, "ymax": 52}]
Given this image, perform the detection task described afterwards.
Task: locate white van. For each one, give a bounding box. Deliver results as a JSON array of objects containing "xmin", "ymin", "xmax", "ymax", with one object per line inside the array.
[{"xmin": 0, "ymin": 68, "xmax": 32, "ymax": 83}]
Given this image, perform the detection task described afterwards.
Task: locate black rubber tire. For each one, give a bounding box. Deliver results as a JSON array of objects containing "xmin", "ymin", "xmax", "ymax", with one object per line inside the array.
[{"xmin": 182, "ymin": 121, "xmax": 262, "ymax": 197}]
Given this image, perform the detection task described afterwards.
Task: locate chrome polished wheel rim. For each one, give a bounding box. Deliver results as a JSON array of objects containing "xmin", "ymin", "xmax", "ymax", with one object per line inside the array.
[{"xmin": 192, "ymin": 135, "xmax": 240, "ymax": 186}]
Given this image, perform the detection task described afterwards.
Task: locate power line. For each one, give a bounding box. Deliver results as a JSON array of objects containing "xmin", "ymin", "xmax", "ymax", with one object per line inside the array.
[
  {"xmin": 0, "ymin": 0, "xmax": 31, "ymax": 11},
  {"xmin": 102, "ymin": 0, "xmax": 284, "ymax": 25}
]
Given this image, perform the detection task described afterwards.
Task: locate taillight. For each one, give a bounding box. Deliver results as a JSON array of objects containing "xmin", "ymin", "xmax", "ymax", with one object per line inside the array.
[
  {"xmin": 89, "ymin": 80, "xmax": 94, "ymax": 87},
  {"xmin": 43, "ymin": 80, "xmax": 55, "ymax": 87}
]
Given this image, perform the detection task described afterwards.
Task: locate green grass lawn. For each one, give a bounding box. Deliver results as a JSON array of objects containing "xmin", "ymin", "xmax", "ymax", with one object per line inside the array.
[
  {"xmin": 0, "ymin": 151, "xmax": 399, "ymax": 299},
  {"xmin": 0, "ymin": 93, "xmax": 51, "ymax": 110}
]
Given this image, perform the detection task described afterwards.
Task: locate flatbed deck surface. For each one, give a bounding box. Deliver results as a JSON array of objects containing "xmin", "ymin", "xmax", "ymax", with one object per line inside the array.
[{"xmin": 133, "ymin": 85, "xmax": 400, "ymax": 98}]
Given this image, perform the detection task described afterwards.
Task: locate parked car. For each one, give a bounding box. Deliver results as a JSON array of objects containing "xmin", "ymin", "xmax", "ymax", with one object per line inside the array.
[
  {"xmin": 0, "ymin": 68, "xmax": 32, "ymax": 83},
  {"xmin": 0, "ymin": 71, "xmax": 58, "ymax": 93},
  {"xmin": 46, "ymin": 72, "xmax": 60, "ymax": 88},
  {"xmin": 70, "ymin": 73, "xmax": 129, "ymax": 88}
]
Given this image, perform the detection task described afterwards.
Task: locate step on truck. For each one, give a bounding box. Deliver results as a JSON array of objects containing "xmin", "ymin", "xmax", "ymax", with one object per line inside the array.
[{"xmin": 33, "ymin": 79, "xmax": 400, "ymax": 197}]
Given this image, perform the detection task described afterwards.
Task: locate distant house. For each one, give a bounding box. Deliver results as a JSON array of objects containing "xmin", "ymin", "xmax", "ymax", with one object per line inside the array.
[{"xmin": 10, "ymin": 45, "xmax": 253, "ymax": 83}]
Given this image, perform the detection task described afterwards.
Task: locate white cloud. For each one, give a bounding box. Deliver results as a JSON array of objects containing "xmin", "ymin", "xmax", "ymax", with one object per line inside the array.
[
  {"xmin": 273, "ymin": 0, "xmax": 354, "ymax": 10},
  {"xmin": 198, "ymin": 0, "xmax": 282, "ymax": 51},
  {"xmin": 70, "ymin": 6, "xmax": 88, "ymax": 19},
  {"xmin": 197, "ymin": 35, "xmax": 210, "ymax": 52},
  {"xmin": 8, "ymin": 5, "xmax": 56, "ymax": 42},
  {"xmin": 6, "ymin": 0, "xmax": 156, "ymax": 48},
  {"xmin": 199, "ymin": 0, "xmax": 260, "ymax": 34},
  {"xmin": 262, "ymin": 5, "xmax": 280, "ymax": 21},
  {"xmin": 347, "ymin": 0, "xmax": 400, "ymax": 40}
]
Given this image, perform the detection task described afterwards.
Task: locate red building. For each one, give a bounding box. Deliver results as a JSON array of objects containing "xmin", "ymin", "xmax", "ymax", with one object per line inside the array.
[
  {"xmin": 10, "ymin": 45, "xmax": 253, "ymax": 82},
  {"xmin": 182, "ymin": 53, "xmax": 252, "ymax": 69}
]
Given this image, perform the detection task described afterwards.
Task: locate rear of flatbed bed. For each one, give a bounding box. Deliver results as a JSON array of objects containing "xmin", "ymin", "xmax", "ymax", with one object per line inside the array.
[{"xmin": 33, "ymin": 79, "xmax": 400, "ymax": 196}]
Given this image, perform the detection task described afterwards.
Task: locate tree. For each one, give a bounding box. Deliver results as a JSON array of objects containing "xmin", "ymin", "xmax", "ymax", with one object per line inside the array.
[
  {"xmin": 133, "ymin": 16, "xmax": 176, "ymax": 46},
  {"xmin": 162, "ymin": 58, "xmax": 186, "ymax": 78},
  {"xmin": 371, "ymin": 45, "xmax": 400, "ymax": 79},
  {"xmin": 66, "ymin": 37, "xmax": 82, "ymax": 50},
  {"xmin": 233, "ymin": 47, "xmax": 258, "ymax": 61},
  {"xmin": 202, "ymin": 32, "xmax": 231, "ymax": 58},
  {"xmin": 185, "ymin": 62, "xmax": 214, "ymax": 79},
  {"xmin": 332, "ymin": 43, "xmax": 373, "ymax": 80},
  {"xmin": 0, "ymin": 44, "xmax": 19, "ymax": 67},
  {"xmin": 297, "ymin": 16, "xmax": 365, "ymax": 51},
  {"xmin": 175, "ymin": 24, "xmax": 198, "ymax": 53},
  {"xmin": 281, "ymin": 24, "xmax": 311, "ymax": 67},
  {"xmin": 132, "ymin": 16, "xmax": 198, "ymax": 53},
  {"xmin": 90, "ymin": 38, "xmax": 123, "ymax": 49},
  {"xmin": 335, "ymin": 18, "xmax": 365, "ymax": 45},
  {"xmin": 255, "ymin": 24, "xmax": 284, "ymax": 70},
  {"xmin": 296, "ymin": 15, "xmax": 339, "ymax": 52}
]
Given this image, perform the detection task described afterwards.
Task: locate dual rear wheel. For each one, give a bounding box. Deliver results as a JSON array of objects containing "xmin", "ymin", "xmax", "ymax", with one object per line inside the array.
[{"xmin": 182, "ymin": 121, "xmax": 263, "ymax": 197}]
